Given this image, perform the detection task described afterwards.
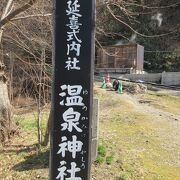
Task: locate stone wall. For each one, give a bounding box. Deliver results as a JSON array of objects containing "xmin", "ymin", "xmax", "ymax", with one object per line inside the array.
[
  {"xmin": 97, "ymin": 71, "xmax": 180, "ymax": 86},
  {"xmin": 121, "ymin": 73, "xmax": 162, "ymax": 83},
  {"xmin": 161, "ymin": 72, "xmax": 180, "ymax": 86}
]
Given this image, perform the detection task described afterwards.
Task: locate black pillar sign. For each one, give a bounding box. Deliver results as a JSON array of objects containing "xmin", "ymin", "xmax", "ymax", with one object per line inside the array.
[{"xmin": 50, "ymin": 0, "xmax": 95, "ymax": 179}]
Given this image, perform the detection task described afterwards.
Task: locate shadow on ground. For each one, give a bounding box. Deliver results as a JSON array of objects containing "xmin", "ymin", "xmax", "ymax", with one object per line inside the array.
[
  {"xmin": 12, "ymin": 148, "xmax": 49, "ymax": 171},
  {"xmin": 0, "ymin": 144, "xmax": 37, "ymax": 154}
]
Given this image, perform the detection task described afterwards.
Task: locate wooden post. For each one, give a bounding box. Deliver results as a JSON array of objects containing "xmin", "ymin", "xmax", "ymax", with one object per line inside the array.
[
  {"xmin": 91, "ymin": 98, "xmax": 99, "ymax": 162},
  {"xmin": 50, "ymin": 0, "xmax": 95, "ymax": 179}
]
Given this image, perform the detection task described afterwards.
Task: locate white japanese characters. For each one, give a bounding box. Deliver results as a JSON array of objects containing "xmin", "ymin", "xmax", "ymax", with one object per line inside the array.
[
  {"xmin": 57, "ymin": 135, "xmax": 83, "ymax": 159},
  {"xmin": 56, "ymin": 161, "xmax": 82, "ymax": 180},
  {"xmin": 58, "ymin": 84, "xmax": 87, "ymax": 178},
  {"xmin": 65, "ymin": 57, "xmax": 80, "ymax": 71},
  {"xmin": 62, "ymin": 108, "xmax": 82, "ymax": 132},
  {"xmin": 59, "ymin": 85, "xmax": 84, "ymax": 106},
  {"xmin": 66, "ymin": 0, "xmax": 82, "ymax": 71},
  {"xmin": 56, "ymin": 1, "xmax": 90, "ymax": 179}
]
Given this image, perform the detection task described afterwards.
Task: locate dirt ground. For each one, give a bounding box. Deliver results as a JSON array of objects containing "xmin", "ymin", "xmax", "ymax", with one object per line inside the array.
[
  {"xmin": 0, "ymin": 84, "xmax": 180, "ymax": 180},
  {"xmin": 91, "ymin": 84, "xmax": 180, "ymax": 180}
]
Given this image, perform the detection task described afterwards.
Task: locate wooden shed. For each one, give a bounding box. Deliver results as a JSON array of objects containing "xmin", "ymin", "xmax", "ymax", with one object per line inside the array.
[{"xmin": 96, "ymin": 44, "xmax": 144, "ymax": 71}]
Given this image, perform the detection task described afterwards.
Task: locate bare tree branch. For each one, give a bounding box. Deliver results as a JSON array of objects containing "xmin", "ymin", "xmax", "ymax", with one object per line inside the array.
[
  {"xmin": 0, "ymin": 0, "xmax": 37, "ymax": 29},
  {"xmin": 124, "ymin": 2, "xmax": 180, "ymax": 9},
  {"xmin": 1, "ymin": 0, "xmax": 14, "ymax": 20},
  {"xmin": 11, "ymin": 13, "xmax": 52, "ymax": 21},
  {"xmin": 106, "ymin": 4, "xmax": 179, "ymax": 38},
  {"xmin": 0, "ymin": 0, "xmax": 14, "ymax": 44}
]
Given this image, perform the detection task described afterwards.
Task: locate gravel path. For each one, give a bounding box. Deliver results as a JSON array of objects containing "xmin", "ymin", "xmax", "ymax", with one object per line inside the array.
[
  {"xmin": 124, "ymin": 93, "xmax": 180, "ymax": 166},
  {"xmin": 124, "ymin": 93, "xmax": 180, "ymax": 122}
]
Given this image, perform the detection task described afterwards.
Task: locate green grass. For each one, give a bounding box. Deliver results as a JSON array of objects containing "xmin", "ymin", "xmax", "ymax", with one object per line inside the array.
[
  {"xmin": 95, "ymin": 144, "xmax": 115, "ymax": 165},
  {"xmin": 106, "ymin": 155, "xmax": 114, "ymax": 165},
  {"xmin": 95, "ymin": 155, "xmax": 105, "ymax": 164},
  {"xmin": 98, "ymin": 145, "xmax": 107, "ymax": 157},
  {"xmin": 0, "ymin": 110, "xmax": 49, "ymax": 179},
  {"xmin": 119, "ymin": 174, "xmax": 127, "ymax": 180},
  {"xmin": 15, "ymin": 112, "xmax": 48, "ymax": 131}
]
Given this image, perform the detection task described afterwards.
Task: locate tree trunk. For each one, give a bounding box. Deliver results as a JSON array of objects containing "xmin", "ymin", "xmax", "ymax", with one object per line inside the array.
[
  {"xmin": 0, "ymin": 63, "xmax": 14, "ymax": 144},
  {"xmin": 42, "ymin": 108, "xmax": 52, "ymax": 146},
  {"xmin": 0, "ymin": 0, "xmax": 38, "ymax": 145}
]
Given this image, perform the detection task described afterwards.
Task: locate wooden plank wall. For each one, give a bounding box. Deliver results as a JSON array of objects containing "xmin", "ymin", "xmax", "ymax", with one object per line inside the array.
[{"xmin": 97, "ymin": 44, "xmax": 144, "ymax": 70}]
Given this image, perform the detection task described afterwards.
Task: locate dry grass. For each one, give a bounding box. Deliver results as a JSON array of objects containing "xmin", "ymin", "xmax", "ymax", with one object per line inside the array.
[
  {"xmin": 0, "ymin": 110, "xmax": 49, "ymax": 179},
  {"xmin": 140, "ymin": 91, "xmax": 180, "ymax": 115},
  {"xmin": 0, "ymin": 84, "xmax": 180, "ymax": 179},
  {"xmin": 92, "ymin": 84, "xmax": 180, "ymax": 180}
]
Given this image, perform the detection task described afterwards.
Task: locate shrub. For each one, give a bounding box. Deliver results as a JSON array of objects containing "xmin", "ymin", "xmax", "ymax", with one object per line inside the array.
[
  {"xmin": 106, "ymin": 155, "xmax": 114, "ymax": 165},
  {"xmin": 98, "ymin": 145, "xmax": 107, "ymax": 157}
]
